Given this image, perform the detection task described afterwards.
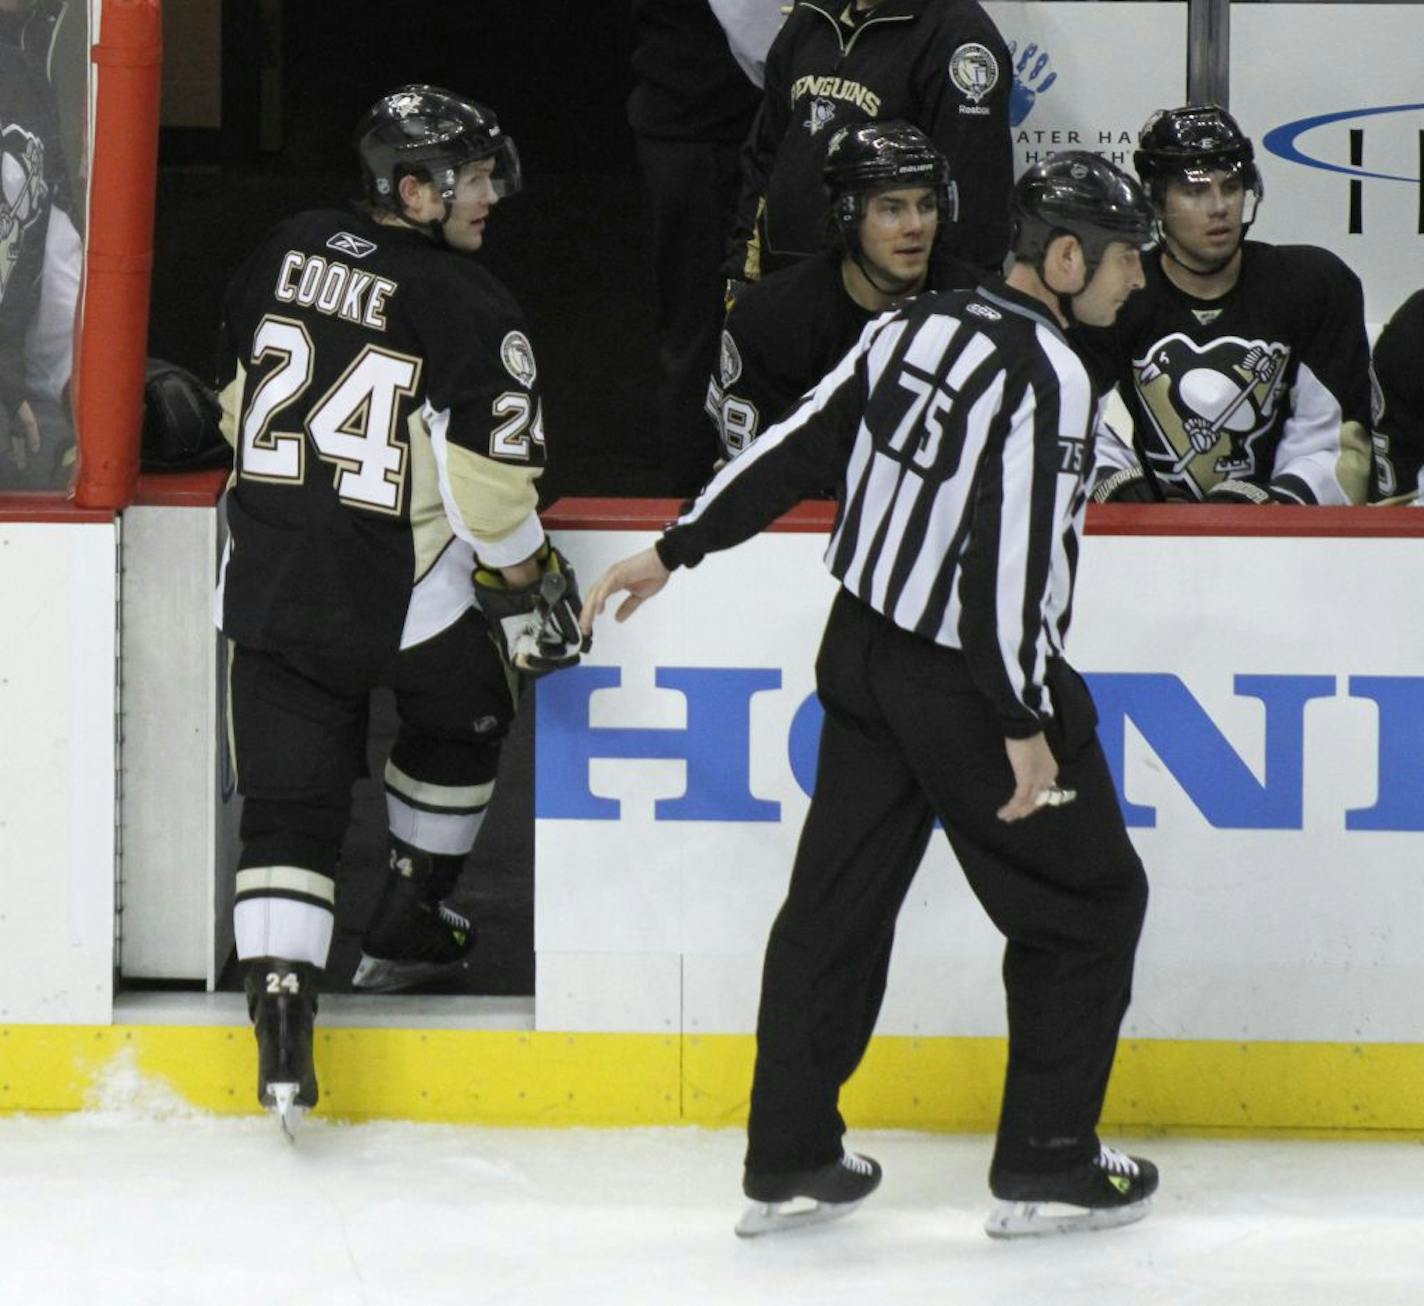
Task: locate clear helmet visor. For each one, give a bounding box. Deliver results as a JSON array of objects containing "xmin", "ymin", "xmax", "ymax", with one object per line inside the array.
[
  {"xmin": 1162, "ymin": 160, "xmax": 1261, "ymax": 225},
  {"xmin": 430, "ymin": 137, "xmax": 523, "ymax": 206},
  {"xmin": 485, "ymin": 137, "xmax": 523, "ymax": 199}
]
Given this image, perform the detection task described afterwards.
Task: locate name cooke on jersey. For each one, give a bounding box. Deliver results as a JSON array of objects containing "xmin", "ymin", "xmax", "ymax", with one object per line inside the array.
[{"xmin": 273, "ymin": 250, "xmax": 397, "ymax": 331}]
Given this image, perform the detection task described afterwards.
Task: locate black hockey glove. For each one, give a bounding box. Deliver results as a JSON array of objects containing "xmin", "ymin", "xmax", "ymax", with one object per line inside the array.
[
  {"xmin": 1090, "ymin": 466, "xmax": 1158, "ymax": 504},
  {"xmin": 474, "ymin": 544, "xmax": 592, "ymax": 678},
  {"xmin": 1204, "ymin": 479, "xmax": 1275, "ymax": 505}
]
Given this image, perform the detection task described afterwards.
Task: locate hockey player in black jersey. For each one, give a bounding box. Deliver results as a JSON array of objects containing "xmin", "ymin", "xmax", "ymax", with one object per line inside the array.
[
  {"xmin": 707, "ymin": 121, "xmax": 973, "ymax": 464},
  {"xmin": 583, "ymin": 153, "xmax": 1157, "ymax": 1240},
  {"xmin": 1079, "ymin": 104, "xmax": 1372, "ymax": 506},
  {"xmin": 216, "ymin": 86, "xmax": 588, "ymax": 1134},
  {"xmin": 1370, "ymin": 288, "xmax": 1424, "ymax": 504}
]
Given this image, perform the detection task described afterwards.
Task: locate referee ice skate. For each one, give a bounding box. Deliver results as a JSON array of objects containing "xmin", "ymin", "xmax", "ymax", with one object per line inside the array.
[{"xmin": 583, "ymin": 152, "xmax": 1157, "ymax": 1239}]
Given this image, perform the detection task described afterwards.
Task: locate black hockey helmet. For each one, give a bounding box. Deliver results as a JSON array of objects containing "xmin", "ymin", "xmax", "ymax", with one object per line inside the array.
[
  {"xmin": 1134, "ymin": 104, "xmax": 1261, "ymax": 199},
  {"xmin": 355, "ymin": 84, "xmax": 522, "ymax": 217},
  {"xmin": 823, "ymin": 121, "xmax": 957, "ymax": 247},
  {"xmin": 1010, "ymin": 151, "xmax": 1156, "ymax": 273}
]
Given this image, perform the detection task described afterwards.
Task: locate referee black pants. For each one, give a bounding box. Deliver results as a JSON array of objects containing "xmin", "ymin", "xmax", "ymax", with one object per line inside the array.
[{"xmin": 745, "ymin": 590, "xmax": 1148, "ymax": 1178}]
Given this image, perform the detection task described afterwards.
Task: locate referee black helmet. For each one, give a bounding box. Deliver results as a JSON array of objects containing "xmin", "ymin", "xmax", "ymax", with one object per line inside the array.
[{"xmin": 1010, "ymin": 151, "xmax": 1155, "ymax": 274}]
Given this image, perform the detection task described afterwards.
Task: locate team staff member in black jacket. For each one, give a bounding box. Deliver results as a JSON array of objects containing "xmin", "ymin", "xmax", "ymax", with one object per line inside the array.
[
  {"xmin": 725, "ymin": 0, "xmax": 1012, "ymax": 288},
  {"xmin": 708, "ymin": 120, "xmax": 973, "ymax": 463},
  {"xmin": 629, "ymin": 0, "xmax": 763, "ymax": 495},
  {"xmin": 217, "ymin": 87, "xmax": 588, "ymax": 1134},
  {"xmin": 584, "ymin": 154, "xmax": 1157, "ymax": 1240}
]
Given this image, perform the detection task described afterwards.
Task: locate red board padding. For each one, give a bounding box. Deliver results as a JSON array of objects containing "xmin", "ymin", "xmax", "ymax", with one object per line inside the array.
[
  {"xmin": 544, "ymin": 498, "xmax": 1424, "ymax": 538},
  {"xmin": 0, "ymin": 493, "xmax": 111, "ymax": 523},
  {"xmin": 131, "ymin": 468, "xmax": 230, "ymax": 508},
  {"xmin": 542, "ymin": 497, "xmax": 837, "ymax": 533}
]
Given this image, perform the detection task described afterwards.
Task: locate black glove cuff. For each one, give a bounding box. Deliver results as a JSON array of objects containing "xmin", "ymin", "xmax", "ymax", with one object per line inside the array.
[
  {"xmin": 1090, "ymin": 467, "xmax": 1157, "ymax": 504},
  {"xmin": 1205, "ymin": 479, "xmax": 1274, "ymax": 505}
]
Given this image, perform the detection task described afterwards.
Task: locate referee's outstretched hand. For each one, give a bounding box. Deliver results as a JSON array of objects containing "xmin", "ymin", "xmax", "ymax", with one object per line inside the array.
[
  {"xmin": 998, "ymin": 732, "xmax": 1060, "ymax": 823},
  {"xmin": 580, "ymin": 546, "xmax": 672, "ymax": 635}
]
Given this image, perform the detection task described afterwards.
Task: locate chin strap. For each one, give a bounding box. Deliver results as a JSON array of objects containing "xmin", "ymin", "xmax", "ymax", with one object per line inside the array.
[
  {"xmin": 850, "ymin": 249, "xmax": 913, "ymax": 300},
  {"xmin": 1038, "ymin": 257, "xmax": 1089, "ymax": 326},
  {"xmin": 1162, "ymin": 227, "xmax": 1248, "ymax": 279},
  {"xmin": 421, "ymin": 201, "xmax": 452, "ymax": 247}
]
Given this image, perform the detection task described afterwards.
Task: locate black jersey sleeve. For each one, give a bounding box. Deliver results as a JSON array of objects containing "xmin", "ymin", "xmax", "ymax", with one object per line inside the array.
[
  {"xmin": 406, "ymin": 266, "xmax": 547, "ymax": 563},
  {"xmin": 1268, "ymin": 249, "xmax": 1372, "ymax": 506},
  {"xmin": 707, "ymin": 286, "xmax": 805, "ymax": 460},
  {"xmin": 1370, "ymin": 288, "xmax": 1424, "ymax": 503},
  {"xmin": 912, "ymin": 7, "xmax": 1013, "ymax": 274},
  {"xmin": 662, "ymin": 317, "xmax": 874, "ymax": 569}
]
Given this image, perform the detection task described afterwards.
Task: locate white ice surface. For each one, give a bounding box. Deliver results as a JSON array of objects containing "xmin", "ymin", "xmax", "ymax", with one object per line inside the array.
[{"xmin": 3, "ymin": 1066, "xmax": 1424, "ymax": 1306}]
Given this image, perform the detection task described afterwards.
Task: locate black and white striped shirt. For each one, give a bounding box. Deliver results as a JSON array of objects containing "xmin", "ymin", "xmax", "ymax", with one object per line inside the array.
[{"xmin": 656, "ymin": 280, "xmax": 1099, "ymax": 737}]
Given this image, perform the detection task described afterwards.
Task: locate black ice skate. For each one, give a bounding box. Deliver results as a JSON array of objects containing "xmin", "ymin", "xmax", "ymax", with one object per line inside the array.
[
  {"xmin": 985, "ymin": 1144, "xmax": 1158, "ymax": 1239},
  {"xmin": 244, "ymin": 958, "xmax": 320, "ymax": 1141},
  {"xmin": 735, "ymin": 1151, "xmax": 882, "ymax": 1238},
  {"xmin": 352, "ymin": 845, "xmax": 476, "ymax": 994}
]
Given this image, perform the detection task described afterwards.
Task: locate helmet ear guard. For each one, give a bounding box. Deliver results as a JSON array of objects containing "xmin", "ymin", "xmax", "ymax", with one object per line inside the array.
[{"xmin": 822, "ymin": 121, "xmax": 956, "ymax": 258}]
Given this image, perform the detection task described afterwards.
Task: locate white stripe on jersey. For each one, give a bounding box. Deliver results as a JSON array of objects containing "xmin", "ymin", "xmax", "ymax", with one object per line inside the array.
[
  {"xmin": 401, "ymin": 534, "xmax": 475, "ymax": 649},
  {"xmin": 902, "ymin": 313, "xmax": 958, "ymax": 376},
  {"xmin": 1276, "ymin": 357, "xmax": 1353, "ymax": 505}
]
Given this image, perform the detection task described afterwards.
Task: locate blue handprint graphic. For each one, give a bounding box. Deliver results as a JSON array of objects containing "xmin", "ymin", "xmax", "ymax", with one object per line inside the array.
[{"xmin": 1008, "ymin": 40, "xmax": 1057, "ymax": 128}]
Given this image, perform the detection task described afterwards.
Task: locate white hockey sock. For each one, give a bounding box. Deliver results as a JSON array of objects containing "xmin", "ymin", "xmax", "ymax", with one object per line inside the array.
[
  {"xmin": 384, "ymin": 759, "xmax": 492, "ymax": 857},
  {"xmin": 234, "ymin": 866, "xmax": 336, "ymax": 967}
]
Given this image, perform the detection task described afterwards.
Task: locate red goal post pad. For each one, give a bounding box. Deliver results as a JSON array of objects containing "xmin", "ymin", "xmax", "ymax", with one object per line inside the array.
[{"xmin": 71, "ymin": 0, "xmax": 162, "ymax": 511}]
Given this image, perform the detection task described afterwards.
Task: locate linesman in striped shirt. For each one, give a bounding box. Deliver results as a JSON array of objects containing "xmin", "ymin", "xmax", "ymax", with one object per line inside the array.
[{"xmin": 582, "ymin": 153, "xmax": 1157, "ymax": 1240}]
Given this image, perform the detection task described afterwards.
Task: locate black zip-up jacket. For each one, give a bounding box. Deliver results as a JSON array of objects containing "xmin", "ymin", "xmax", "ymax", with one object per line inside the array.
[
  {"xmin": 627, "ymin": 0, "xmax": 761, "ymax": 142},
  {"xmin": 725, "ymin": 0, "xmax": 1012, "ymax": 283}
]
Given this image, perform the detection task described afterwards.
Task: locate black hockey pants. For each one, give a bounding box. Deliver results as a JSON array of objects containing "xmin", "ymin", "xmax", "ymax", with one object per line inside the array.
[
  {"xmin": 745, "ymin": 590, "xmax": 1148, "ymax": 1178},
  {"xmin": 229, "ymin": 608, "xmax": 515, "ymax": 876}
]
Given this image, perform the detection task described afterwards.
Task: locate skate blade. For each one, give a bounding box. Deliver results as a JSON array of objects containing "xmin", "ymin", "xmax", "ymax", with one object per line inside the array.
[
  {"xmin": 734, "ymin": 1196, "xmax": 865, "ymax": 1239},
  {"xmin": 984, "ymin": 1196, "xmax": 1152, "ymax": 1239},
  {"xmin": 265, "ymin": 1082, "xmax": 305, "ymax": 1142},
  {"xmin": 351, "ymin": 952, "xmax": 469, "ymax": 994}
]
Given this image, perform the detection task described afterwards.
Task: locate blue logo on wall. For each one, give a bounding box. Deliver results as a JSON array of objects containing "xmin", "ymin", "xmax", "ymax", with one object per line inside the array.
[
  {"xmin": 1263, "ymin": 103, "xmax": 1424, "ymax": 233},
  {"xmin": 536, "ymin": 667, "xmax": 1424, "ymax": 831},
  {"xmin": 1008, "ymin": 39, "xmax": 1057, "ymax": 127}
]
